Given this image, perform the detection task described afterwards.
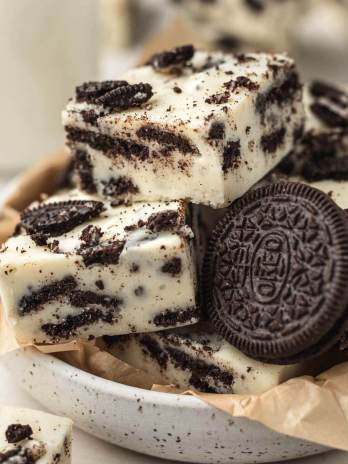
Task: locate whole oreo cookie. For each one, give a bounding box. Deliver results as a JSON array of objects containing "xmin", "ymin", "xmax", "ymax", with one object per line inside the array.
[
  {"xmin": 21, "ymin": 200, "xmax": 105, "ymax": 238},
  {"xmin": 203, "ymin": 182, "xmax": 348, "ymax": 364}
]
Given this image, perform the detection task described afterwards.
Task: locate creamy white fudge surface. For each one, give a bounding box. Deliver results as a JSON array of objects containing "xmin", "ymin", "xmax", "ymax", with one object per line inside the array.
[
  {"xmin": 63, "ymin": 48, "xmax": 304, "ymax": 208},
  {"xmin": 175, "ymin": 0, "xmax": 308, "ymax": 50},
  {"xmin": 106, "ymin": 325, "xmax": 337, "ymax": 394},
  {"xmin": 0, "ymin": 190, "xmax": 198, "ymax": 345},
  {"xmin": 0, "ymin": 406, "xmax": 72, "ymax": 464}
]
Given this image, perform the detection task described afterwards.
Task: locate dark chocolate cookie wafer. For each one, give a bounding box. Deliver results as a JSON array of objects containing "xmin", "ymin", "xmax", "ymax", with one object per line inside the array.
[{"xmin": 203, "ymin": 182, "xmax": 348, "ymax": 364}]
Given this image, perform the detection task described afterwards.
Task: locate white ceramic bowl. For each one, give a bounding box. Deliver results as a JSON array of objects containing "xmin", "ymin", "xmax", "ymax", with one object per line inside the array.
[
  {"xmin": 0, "ymin": 181, "xmax": 328, "ymax": 463},
  {"xmin": 3, "ymin": 349, "xmax": 328, "ymax": 464}
]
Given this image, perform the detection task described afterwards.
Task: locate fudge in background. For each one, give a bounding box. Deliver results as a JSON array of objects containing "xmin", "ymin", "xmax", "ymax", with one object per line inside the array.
[
  {"xmin": 0, "ymin": 406, "xmax": 72, "ymax": 464},
  {"xmin": 0, "ymin": 190, "xmax": 198, "ymax": 345},
  {"xmin": 63, "ymin": 47, "xmax": 304, "ymax": 208}
]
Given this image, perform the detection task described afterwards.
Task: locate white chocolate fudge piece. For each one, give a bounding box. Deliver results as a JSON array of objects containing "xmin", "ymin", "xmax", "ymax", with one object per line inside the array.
[
  {"xmin": 0, "ymin": 190, "xmax": 198, "ymax": 345},
  {"xmin": 106, "ymin": 326, "xmax": 337, "ymax": 394},
  {"xmin": 0, "ymin": 406, "xmax": 72, "ymax": 464},
  {"xmin": 175, "ymin": 0, "xmax": 308, "ymax": 51},
  {"xmin": 275, "ymin": 81, "xmax": 348, "ymax": 208},
  {"xmin": 63, "ymin": 48, "xmax": 304, "ymax": 208},
  {"xmin": 196, "ymin": 80, "xmax": 348, "ymax": 256}
]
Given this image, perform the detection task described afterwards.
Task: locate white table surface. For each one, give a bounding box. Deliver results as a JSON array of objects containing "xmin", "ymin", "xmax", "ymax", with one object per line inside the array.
[{"xmin": 0, "ymin": 360, "xmax": 346, "ymax": 464}]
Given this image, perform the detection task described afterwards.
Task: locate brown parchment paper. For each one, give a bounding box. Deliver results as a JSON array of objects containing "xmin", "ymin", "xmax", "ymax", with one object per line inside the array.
[{"xmin": 2, "ymin": 152, "xmax": 348, "ymax": 451}]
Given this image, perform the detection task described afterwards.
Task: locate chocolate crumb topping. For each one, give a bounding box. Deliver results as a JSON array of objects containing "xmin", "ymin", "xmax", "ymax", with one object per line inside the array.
[
  {"xmin": 223, "ymin": 140, "xmax": 241, "ymax": 172},
  {"xmin": 173, "ymin": 86, "xmax": 182, "ymax": 94},
  {"xmin": 96, "ymin": 83, "xmax": 153, "ymax": 110},
  {"xmin": 80, "ymin": 240, "xmax": 125, "ymax": 266},
  {"xmin": 6, "ymin": 424, "xmax": 33, "ymax": 444},
  {"xmin": 161, "ymin": 257, "xmax": 182, "ymax": 276},
  {"xmin": 261, "ymin": 127, "xmax": 286, "ymax": 153},
  {"xmin": 73, "ymin": 150, "xmax": 97, "ymax": 194},
  {"xmin": 130, "ymin": 263, "xmax": 139, "ymax": 273},
  {"xmin": 21, "ymin": 200, "xmax": 104, "ymax": 238},
  {"xmin": 102, "ymin": 177, "xmax": 139, "ymax": 198},
  {"xmin": 225, "ymin": 75, "xmax": 260, "ymax": 92},
  {"xmin": 208, "ymin": 122, "xmax": 225, "ymax": 140},
  {"xmin": 153, "ymin": 307, "xmax": 197, "ymax": 327},
  {"xmin": 66, "ymin": 126, "xmax": 149, "ymax": 161},
  {"xmin": 136, "ymin": 125, "xmax": 198, "ymax": 155},
  {"xmin": 75, "ymin": 80, "xmax": 128, "ymax": 104},
  {"xmin": 148, "ymin": 45, "xmax": 194, "ymax": 71},
  {"xmin": 19, "ymin": 276, "xmax": 77, "ymax": 316},
  {"xmin": 147, "ymin": 210, "xmax": 180, "ymax": 232}
]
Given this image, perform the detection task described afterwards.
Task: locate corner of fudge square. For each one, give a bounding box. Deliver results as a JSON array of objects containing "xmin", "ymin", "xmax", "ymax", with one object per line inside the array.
[
  {"xmin": 0, "ymin": 189, "xmax": 199, "ymax": 345},
  {"xmin": 62, "ymin": 46, "xmax": 304, "ymax": 208}
]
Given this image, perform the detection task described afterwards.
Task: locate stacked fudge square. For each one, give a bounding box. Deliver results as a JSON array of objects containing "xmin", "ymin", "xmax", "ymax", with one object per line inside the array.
[{"xmin": 2, "ymin": 45, "xmax": 348, "ymax": 395}]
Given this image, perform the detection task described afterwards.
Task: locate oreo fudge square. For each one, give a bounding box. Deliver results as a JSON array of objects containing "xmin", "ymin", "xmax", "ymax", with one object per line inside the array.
[
  {"xmin": 105, "ymin": 325, "xmax": 337, "ymax": 394},
  {"xmin": 0, "ymin": 190, "xmax": 198, "ymax": 345},
  {"xmin": 0, "ymin": 406, "xmax": 72, "ymax": 464},
  {"xmin": 275, "ymin": 80, "xmax": 348, "ymax": 208},
  {"xmin": 63, "ymin": 46, "xmax": 304, "ymax": 208}
]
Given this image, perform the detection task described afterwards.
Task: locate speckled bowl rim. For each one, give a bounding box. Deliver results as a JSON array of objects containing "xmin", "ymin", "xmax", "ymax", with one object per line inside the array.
[{"xmin": 27, "ymin": 347, "xmax": 208, "ymax": 408}]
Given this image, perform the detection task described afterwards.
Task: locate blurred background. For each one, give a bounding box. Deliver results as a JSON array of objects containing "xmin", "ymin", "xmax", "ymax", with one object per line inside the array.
[{"xmin": 0, "ymin": 0, "xmax": 348, "ymax": 178}]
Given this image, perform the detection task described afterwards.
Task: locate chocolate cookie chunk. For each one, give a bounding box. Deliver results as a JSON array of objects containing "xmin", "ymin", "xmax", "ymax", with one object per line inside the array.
[
  {"xmin": 148, "ymin": 45, "xmax": 194, "ymax": 71},
  {"xmin": 204, "ymin": 182, "xmax": 348, "ymax": 363},
  {"xmin": 21, "ymin": 200, "xmax": 105, "ymax": 238},
  {"xmin": 96, "ymin": 83, "xmax": 153, "ymax": 110}
]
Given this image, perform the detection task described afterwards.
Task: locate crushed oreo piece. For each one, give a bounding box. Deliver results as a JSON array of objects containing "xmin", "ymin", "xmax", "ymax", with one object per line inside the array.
[
  {"xmin": 261, "ymin": 127, "xmax": 286, "ymax": 153},
  {"xmin": 166, "ymin": 345, "xmax": 233, "ymax": 393},
  {"xmin": 140, "ymin": 335, "xmax": 168, "ymax": 369},
  {"xmin": 153, "ymin": 307, "xmax": 197, "ymax": 327},
  {"xmin": 102, "ymin": 177, "xmax": 139, "ymax": 198},
  {"xmin": 208, "ymin": 122, "xmax": 225, "ymax": 140},
  {"xmin": 66, "ymin": 126, "xmax": 149, "ymax": 161},
  {"xmin": 96, "ymin": 83, "xmax": 153, "ymax": 110},
  {"xmin": 223, "ymin": 140, "xmax": 241, "ymax": 172},
  {"xmin": 19, "ymin": 276, "xmax": 77, "ymax": 315},
  {"xmin": 80, "ymin": 240, "xmax": 125, "ymax": 266},
  {"xmin": 75, "ymin": 80, "xmax": 128, "ymax": 103},
  {"xmin": 79, "ymin": 225, "xmax": 103, "ymax": 248},
  {"xmin": 21, "ymin": 200, "xmax": 104, "ymax": 238},
  {"xmin": 161, "ymin": 257, "xmax": 182, "ymax": 276},
  {"xmin": 134, "ymin": 286, "xmax": 144, "ymax": 297},
  {"xmin": 225, "ymin": 75, "xmax": 260, "ymax": 92},
  {"xmin": 42, "ymin": 307, "xmax": 118, "ymax": 340},
  {"xmin": 69, "ymin": 290, "xmax": 121, "ymax": 310},
  {"xmin": 310, "ymin": 103, "xmax": 348, "ymax": 128},
  {"xmin": 136, "ymin": 125, "xmax": 198, "ymax": 155},
  {"xmin": 73, "ymin": 150, "xmax": 97, "ymax": 194},
  {"xmin": 148, "ymin": 45, "xmax": 194, "ymax": 71},
  {"xmin": 146, "ymin": 210, "xmax": 179, "ymax": 232},
  {"xmin": 256, "ymin": 72, "xmax": 301, "ymax": 119},
  {"xmin": 310, "ymin": 80, "xmax": 348, "ymax": 108},
  {"xmin": 6, "ymin": 424, "xmax": 33, "ymax": 444}
]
